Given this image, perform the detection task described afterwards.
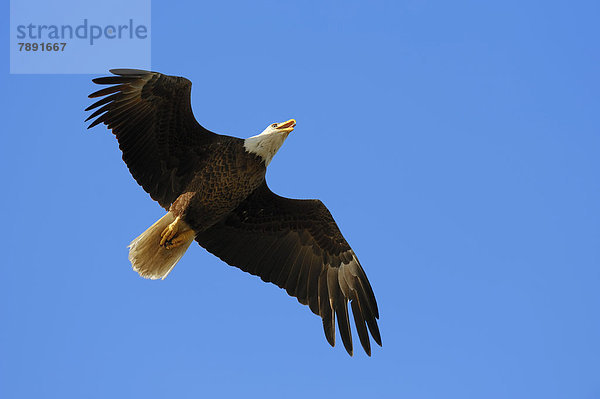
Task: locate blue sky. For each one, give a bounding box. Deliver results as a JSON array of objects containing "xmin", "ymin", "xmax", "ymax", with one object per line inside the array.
[{"xmin": 1, "ymin": 1, "xmax": 599, "ymax": 398}]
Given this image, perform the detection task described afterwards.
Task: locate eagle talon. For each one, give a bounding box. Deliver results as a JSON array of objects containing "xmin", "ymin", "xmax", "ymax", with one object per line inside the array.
[
  {"xmin": 163, "ymin": 230, "xmax": 195, "ymax": 250},
  {"xmin": 159, "ymin": 219, "xmax": 179, "ymax": 247},
  {"xmin": 159, "ymin": 216, "xmax": 194, "ymax": 250}
]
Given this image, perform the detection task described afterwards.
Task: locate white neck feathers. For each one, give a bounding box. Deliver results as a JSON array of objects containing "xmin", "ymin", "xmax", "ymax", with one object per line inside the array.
[{"xmin": 244, "ymin": 131, "xmax": 289, "ymax": 166}]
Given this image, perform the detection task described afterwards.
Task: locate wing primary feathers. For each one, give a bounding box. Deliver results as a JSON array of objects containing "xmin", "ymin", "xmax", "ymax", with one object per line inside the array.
[
  {"xmin": 92, "ymin": 76, "xmax": 138, "ymax": 85},
  {"xmin": 85, "ymin": 102, "xmax": 113, "ymax": 122},
  {"xmin": 88, "ymin": 84, "xmax": 127, "ymax": 98},
  {"xmin": 87, "ymin": 113, "xmax": 109, "ymax": 129},
  {"xmin": 366, "ymin": 314, "xmax": 382, "ymax": 347},
  {"xmin": 107, "ymin": 102, "xmax": 151, "ymax": 131},
  {"xmin": 354, "ymin": 261, "xmax": 380, "ymax": 319},
  {"xmin": 350, "ymin": 297, "xmax": 371, "ymax": 356},
  {"xmin": 342, "ymin": 265, "xmax": 372, "ymax": 355},
  {"xmin": 102, "ymin": 100, "xmax": 143, "ymax": 125},
  {"xmin": 85, "ymin": 92, "xmax": 121, "ymax": 111},
  {"xmin": 328, "ymin": 267, "xmax": 353, "ymax": 356},
  {"xmin": 109, "ymin": 68, "xmax": 150, "ymax": 76},
  {"xmin": 318, "ymin": 270, "xmax": 335, "ymax": 347}
]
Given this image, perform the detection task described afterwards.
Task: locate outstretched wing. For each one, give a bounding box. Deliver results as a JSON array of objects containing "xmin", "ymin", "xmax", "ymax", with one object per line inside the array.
[
  {"xmin": 195, "ymin": 182, "xmax": 381, "ymax": 356},
  {"xmin": 86, "ymin": 69, "xmax": 221, "ymax": 209}
]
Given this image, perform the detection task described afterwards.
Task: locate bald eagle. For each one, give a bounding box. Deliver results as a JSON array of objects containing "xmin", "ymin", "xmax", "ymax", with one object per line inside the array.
[{"xmin": 86, "ymin": 69, "xmax": 381, "ymax": 356}]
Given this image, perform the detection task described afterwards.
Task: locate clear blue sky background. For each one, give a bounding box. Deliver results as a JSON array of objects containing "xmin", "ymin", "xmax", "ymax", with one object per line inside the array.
[{"xmin": 1, "ymin": 1, "xmax": 599, "ymax": 398}]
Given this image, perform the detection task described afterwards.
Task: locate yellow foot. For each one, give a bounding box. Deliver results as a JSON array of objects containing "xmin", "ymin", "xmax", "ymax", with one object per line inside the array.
[
  {"xmin": 159, "ymin": 218, "xmax": 179, "ymax": 247},
  {"xmin": 160, "ymin": 216, "xmax": 194, "ymax": 249},
  {"xmin": 163, "ymin": 229, "xmax": 195, "ymax": 250}
]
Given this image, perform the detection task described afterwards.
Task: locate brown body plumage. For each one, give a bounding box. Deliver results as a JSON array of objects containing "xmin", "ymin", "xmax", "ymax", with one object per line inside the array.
[
  {"xmin": 86, "ymin": 69, "xmax": 381, "ymax": 356},
  {"xmin": 170, "ymin": 139, "xmax": 266, "ymax": 231}
]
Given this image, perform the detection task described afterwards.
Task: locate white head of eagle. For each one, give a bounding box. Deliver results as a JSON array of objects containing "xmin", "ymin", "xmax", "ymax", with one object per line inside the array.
[{"xmin": 244, "ymin": 119, "xmax": 296, "ymax": 166}]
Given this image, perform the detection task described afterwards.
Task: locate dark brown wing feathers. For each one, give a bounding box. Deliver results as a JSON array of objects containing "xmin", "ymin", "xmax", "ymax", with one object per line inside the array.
[
  {"xmin": 195, "ymin": 182, "xmax": 381, "ymax": 356},
  {"xmin": 86, "ymin": 69, "xmax": 220, "ymax": 209}
]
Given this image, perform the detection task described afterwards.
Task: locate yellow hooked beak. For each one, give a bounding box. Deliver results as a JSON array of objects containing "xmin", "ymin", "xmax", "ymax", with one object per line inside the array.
[{"xmin": 274, "ymin": 119, "xmax": 296, "ymax": 134}]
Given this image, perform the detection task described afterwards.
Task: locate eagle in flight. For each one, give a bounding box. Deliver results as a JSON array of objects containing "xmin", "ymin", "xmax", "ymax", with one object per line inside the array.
[{"xmin": 86, "ymin": 69, "xmax": 381, "ymax": 356}]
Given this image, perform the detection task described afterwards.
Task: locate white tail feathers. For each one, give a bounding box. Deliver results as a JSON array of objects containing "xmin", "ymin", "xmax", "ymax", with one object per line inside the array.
[{"xmin": 128, "ymin": 212, "xmax": 195, "ymax": 280}]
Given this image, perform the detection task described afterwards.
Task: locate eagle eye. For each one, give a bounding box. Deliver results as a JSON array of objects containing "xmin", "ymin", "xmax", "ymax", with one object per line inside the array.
[{"xmin": 271, "ymin": 123, "xmax": 277, "ymax": 128}]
